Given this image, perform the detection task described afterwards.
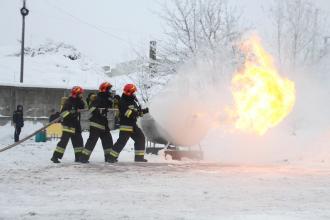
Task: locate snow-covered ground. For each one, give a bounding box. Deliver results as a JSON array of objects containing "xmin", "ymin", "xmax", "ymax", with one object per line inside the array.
[{"xmin": 1, "ymin": 122, "xmax": 330, "ymax": 220}]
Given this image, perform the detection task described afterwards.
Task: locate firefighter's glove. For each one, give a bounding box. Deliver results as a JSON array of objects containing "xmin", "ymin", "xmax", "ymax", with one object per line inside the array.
[
  {"xmin": 69, "ymin": 110, "xmax": 79, "ymax": 117},
  {"xmin": 142, "ymin": 108, "xmax": 149, "ymax": 114}
]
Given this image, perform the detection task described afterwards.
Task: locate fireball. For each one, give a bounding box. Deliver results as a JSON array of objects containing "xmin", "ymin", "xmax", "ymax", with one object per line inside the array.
[{"xmin": 230, "ymin": 36, "xmax": 296, "ymax": 135}]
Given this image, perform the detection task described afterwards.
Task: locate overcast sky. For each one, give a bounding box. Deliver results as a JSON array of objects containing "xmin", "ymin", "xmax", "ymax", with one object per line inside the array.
[{"xmin": 1, "ymin": 0, "xmax": 329, "ymax": 66}]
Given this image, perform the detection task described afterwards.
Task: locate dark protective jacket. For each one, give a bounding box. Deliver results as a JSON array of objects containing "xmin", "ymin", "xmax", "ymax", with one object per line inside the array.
[
  {"xmin": 86, "ymin": 93, "xmax": 97, "ymax": 108},
  {"xmin": 60, "ymin": 96, "xmax": 85, "ymax": 133},
  {"xmin": 118, "ymin": 94, "xmax": 144, "ymax": 131},
  {"xmin": 49, "ymin": 112, "xmax": 60, "ymax": 122},
  {"xmin": 13, "ymin": 105, "xmax": 24, "ymax": 127},
  {"xmin": 88, "ymin": 92, "xmax": 113, "ymax": 131}
]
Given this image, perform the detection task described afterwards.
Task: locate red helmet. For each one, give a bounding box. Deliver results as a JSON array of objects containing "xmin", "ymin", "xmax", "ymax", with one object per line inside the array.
[
  {"xmin": 99, "ymin": 82, "xmax": 112, "ymax": 92},
  {"xmin": 71, "ymin": 86, "xmax": 84, "ymax": 98},
  {"xmin": 123, "ymin": 84, "xmax": 137, "ymax": 96}
]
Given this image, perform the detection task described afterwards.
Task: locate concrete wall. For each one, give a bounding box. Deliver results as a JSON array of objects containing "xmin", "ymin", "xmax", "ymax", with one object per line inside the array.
[
  {"xmin": 0, "ymin": 85, "xmax": 115, "ymax": 130},
  {"xmin": 0, "ymin": 85, "xmax": 79, "ymax": 116}
]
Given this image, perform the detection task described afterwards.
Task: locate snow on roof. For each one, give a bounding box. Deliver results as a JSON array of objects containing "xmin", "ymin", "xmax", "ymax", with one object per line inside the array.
[
  {"xmin": 0, "ymin": 81, "xmax": 97, "ymax": 90},
  {"xmin": 0, "ymin": 41, "xmax": 112, "ymax": 90}
]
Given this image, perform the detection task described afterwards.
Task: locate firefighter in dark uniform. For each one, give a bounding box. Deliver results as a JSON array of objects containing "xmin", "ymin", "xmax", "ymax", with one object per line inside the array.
[
  {"xmin": 86, "ymin": 92, "xmax": 97, "ymax": 108},
  {"xmin": 113, "ymin": 95, "xmax": 121, "ymax": 129},
  {"xmin": 51, "ymin": 86, "xmax": 85, "ymax": 163},
  {"xmin": 79, "ymin": 82, "xmax": 114, "ymax": 163},
  {"xmin": 13, "ymin": 105, "xmax": 24, "ymax": 142},
  {"xmin": 108, "ymin": 84, "xmax": 149, "ymax": 163}
]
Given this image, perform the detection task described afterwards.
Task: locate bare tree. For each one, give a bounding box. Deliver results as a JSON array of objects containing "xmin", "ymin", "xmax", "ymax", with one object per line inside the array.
[
  {"xmin": 128, "ymin": 50, "xmax": 171, "ymax": 105},
  {"xmin": 131, "ymin": 57, "xmax": 151, "ymax": 104},
  {"xmin": 125, "ymin": 0, "xmax": 245, "ymax": 102},
  {"xmin": 269, "ymin": 0, "xmax": 328, "ymax": 69},
  {"xmin": 269, "ymin": 0, "xmax": 285, "ymax": 65},
  {"xmin": 158, "ymin": 0, "xmax": 245, "ymax": 68}
]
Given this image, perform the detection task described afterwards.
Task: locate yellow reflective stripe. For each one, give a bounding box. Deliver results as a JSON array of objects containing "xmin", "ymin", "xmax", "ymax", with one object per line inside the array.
[
  {"xmin": 110, "ymin": 149, "xmax": 119, "ymax": 157},
  {"xmin": 119, "ymin": 125, "xmax": 133, "ymax": 132},
  {"xmin": 128, "ymin": 105, "xmax": 138, "ymax": 111},
  {"xmin": 62, "ymin": 129, "xmax": 75, "ymax": 134},
  {"xmin": 125, "ymin": 109, "xmax": 133, "ymax": 118},
  {"xmin": 63, "ymin": 126, "xmax": 75, "ymax": 131},
  {"xmin": 74, "ymin": 147, "xmax": 83, "ymax": 153},
  {"xmin": 62, "ymin": 126, "xmax": 75, "ymax": 134},
  {"xmin": 60, "ymin": 111, "xmax": 70, "ymax": 118},
  {"xmin": 89, "ymin": 107, "xmax": 96, "ymax": 113},
  {"xmin": 55, "ymin": 146, "xmax": 65, "ymax": 154},
  {"xmin": 120, "ymin": 128, "xmax": 133, "ymax": 132},
  {"xmin": 135, "ymin": 150, "xmax": 145, "ymax": 156},
  {"xmin": 104, "ymin": 149, "xmax": 111, "ymax": 154},
  {"xmin": 82, "ymin": 149, "xmax": 92, "ymax": 156},
  {"xmin": 90, "ymin": 122, "xmax": 105, "ymax": 130}
]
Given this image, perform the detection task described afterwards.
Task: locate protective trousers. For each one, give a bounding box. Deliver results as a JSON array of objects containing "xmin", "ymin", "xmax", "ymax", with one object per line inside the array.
[
  {"xmin": 80, "ymin": 126, "xmax": 113, "ymax": 162},
  {"xmin": 52, "ymin": 130, "xmax": 84, "ymax": 161},
  {"xmin": 110, "ymin": 126, "xmax": 146, "ymax": 160},
  {"xmin": 14, "ymin": 126, "xmax": 22, "ymax": 142}
]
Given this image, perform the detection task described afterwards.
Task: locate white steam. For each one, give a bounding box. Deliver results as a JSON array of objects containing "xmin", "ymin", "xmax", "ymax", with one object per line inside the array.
[{"xmin": 148, "ymin": 44, "xmax": 330, "ymax": 165}]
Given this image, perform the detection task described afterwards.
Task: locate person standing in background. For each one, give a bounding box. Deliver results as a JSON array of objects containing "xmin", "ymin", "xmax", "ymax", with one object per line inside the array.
[{"xmin": 13, "ymin": 105, "xmax": 24, "ymax": 142}]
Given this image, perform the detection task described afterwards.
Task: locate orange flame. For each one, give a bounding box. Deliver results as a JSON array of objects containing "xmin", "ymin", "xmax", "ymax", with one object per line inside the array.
[{"xmin": 230, "ymin": 36, "xmax": 296, "ymax": 135}]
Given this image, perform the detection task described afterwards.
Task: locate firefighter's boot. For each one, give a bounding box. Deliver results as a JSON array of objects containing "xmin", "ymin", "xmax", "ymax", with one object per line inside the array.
[
  {"xmin": 51, "ymin": 156, "xmax": 60, "ymax": 163},
  {"xmin": 135, "ymin": 155, "xmax": 148, "ymax": 162},
  {"xmin": 78, "ymin": 154, "xmax": 89, "ymax": 163},
  {"xmin": 104, "ymin": 154, "xmax": 110, "ymax": 163},
  {"xmin": 106, "ymin": 155, "xmax": 118, "ymax": 163},
  {"xmin": 75, "ymin": 153, "xmax": 82, "ymax": 163}
]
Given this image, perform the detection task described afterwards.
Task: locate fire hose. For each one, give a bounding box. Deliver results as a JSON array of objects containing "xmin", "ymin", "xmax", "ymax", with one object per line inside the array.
[{"xmin": 0, "ymin": 108, "xmax": 118, "ymax": 153}]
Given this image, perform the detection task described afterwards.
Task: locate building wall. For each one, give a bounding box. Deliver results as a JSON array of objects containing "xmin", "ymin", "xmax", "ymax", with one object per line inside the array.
[{"xmin": 0, "ymin": 86, "xmax": 73, "ymax": 117}]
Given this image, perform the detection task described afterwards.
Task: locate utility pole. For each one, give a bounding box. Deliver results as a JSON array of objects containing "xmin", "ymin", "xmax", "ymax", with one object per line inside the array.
[
  {"xmin": 324, "ymin": 36, "xmax": 330, "ymax": 45},
  {"xmin": 324, "ymin": 36, "xmax": 330, "ymax": 56},
  {"xmin": 310, "ymin": 9, "xmax": 319, "ymax": 62},
  {"xmin": 149, "ymin": 41, "xmax": 157, "ymax": 75},
  {"xmin": 20, "ymin": 0, "xmax": 29, "ymax": 83}
]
